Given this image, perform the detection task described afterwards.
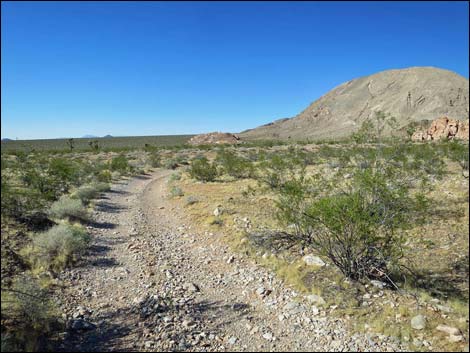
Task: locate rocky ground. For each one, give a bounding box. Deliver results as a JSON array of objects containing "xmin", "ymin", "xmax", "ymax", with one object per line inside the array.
[{"xmin": 54, "ymin": 170, "xmax": 407, "ymax": 352}]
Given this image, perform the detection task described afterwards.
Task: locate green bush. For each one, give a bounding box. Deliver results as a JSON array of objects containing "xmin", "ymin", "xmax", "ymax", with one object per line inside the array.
[
  {"xmin": 443, "ymin": 140, "xmax": 469, "ymax": 172},
  {"xmin": 188, "ymin": 157, "xmax": 218, "ymax": 182},
  {"xmin": 215, "ymin": 149, "xmax": 254, "ymax": 179},
  {"xmin": 48, "ymin": 195, "xmax": 88, "ymax": 221},
  {"xmin": 47, "ymin": 157, "xmax": 80, "ymax": 191},
  {"xmin": 255, "ymin": 151, "xmax": 305, "ymax": 190},
  {"xmin": 109, "ymin": 155, "xmax": 129, "ymax": 173},
  {"xmin": 275, "ymin": 113, "xmax": 432, "ymax": 282}
]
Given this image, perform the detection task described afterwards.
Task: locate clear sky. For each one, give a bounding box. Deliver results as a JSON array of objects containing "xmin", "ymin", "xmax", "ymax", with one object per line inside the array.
[{"xmin": 1, "ymin": 1, "xmax": 469, "ymax": 140}]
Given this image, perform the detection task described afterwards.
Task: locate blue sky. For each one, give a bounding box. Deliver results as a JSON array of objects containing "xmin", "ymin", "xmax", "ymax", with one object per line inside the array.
[{"xmin": 1, "ymin": 1, "xmax": 469, "ymax": 139}]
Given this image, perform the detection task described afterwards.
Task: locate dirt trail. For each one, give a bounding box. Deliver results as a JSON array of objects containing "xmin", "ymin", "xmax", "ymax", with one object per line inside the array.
[{"xmin": 57, "ymin": 170, "xmax": 404, "ymax": 352}]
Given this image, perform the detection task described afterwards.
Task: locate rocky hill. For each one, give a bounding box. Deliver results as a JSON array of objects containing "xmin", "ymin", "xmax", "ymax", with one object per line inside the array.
[
  {"xmin": 240, "ymin": 67, "xmax": 469, "ymax": 141},
  {"xmin": 188, "ymin": 132, "xmax": 241, "ymax": 145}
]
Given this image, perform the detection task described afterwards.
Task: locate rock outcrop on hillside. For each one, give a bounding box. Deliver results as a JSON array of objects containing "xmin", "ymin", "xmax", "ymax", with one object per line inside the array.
[
  {"xmin": 240, "ymin": 67, "xmax": 469, "ymax": 141},
  {"xmin": 412, "ymin": 117, "xmax": 469, "ymax": 141},
  {"xmin": 188, "ymin": 132, "xmax": 241, "ymax": 145}
]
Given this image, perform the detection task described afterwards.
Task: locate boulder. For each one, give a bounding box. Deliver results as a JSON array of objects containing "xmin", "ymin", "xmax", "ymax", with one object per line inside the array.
[
  {"xmin": 302, "ymin": 254, "xmax": 325, "ymax": 267},
  {"xmin": 455, "ymin": 120, "xmax": 469, "ymax": 140},
  {"xmin": 411, "ymin": 314, "xmax": 426, "ymax": 330},
  {"xmin": 436, "ymin": 324, "xmax": 460, "ymax": 336},
  {"xmin": 412, "ymin": 117, "xmax": 469, "ymax": 141}
]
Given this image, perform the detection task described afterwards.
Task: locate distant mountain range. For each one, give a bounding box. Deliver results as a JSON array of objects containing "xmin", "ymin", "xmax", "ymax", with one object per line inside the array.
[{"xmin": 81, "ymin": 135, "xmax": 113, "ymax": 138}]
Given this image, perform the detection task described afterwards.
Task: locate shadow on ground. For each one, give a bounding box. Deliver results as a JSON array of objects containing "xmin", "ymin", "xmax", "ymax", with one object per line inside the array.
[
  {"xmin": 88, "ymin": 220, "xmax": 117, "ymax": 230},
  {"xmin": 406, "ymin": 255, "xmax": 469, "ymax": 302},
  {"xmin": 94, "ymin": 201, "xmax": 129, "ymax": 214},
  {"xmin": 56, "ymin": 295, "xmax": 252, "ymax": 352},
  {"xmin": 247, "ymin": 230, "xmax": 304, "ymax": 253}
]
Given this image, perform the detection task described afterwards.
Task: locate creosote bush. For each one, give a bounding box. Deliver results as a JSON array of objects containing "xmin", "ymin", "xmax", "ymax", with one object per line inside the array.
[
  {"xmin": 215, "ymin": 149, "xmax": 254, "ymax": 179},
  {"xmin": 255, "ymin": 150, "xmax": 306, "ymax": 190},
  {"xmin": 188, "ymin": 157, "xmax": 218, "ymax": 182},
  {"xmin": 109, "ymin": 154, "xmax": 129, "ymax": 174},
  {"xmin": 275, "ymin": 112, "xmax": 433, "ymax": 282},
  {"xmin": 48, "ymin": 195, "xmax": 88, "ymax": 222}
]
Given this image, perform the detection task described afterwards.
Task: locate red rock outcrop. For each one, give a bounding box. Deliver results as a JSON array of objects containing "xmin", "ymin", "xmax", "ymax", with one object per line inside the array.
[
  {"xmin": 411, "ymin": 117, "xmax": 469, "ymax": 141},
  {"xmin": 188, "ymin": 132, "xmax": 241, "ymax": 145}
]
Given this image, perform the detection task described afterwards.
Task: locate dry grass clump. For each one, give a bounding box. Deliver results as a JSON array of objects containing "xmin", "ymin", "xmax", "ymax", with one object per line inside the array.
[
  {"xmin": 24, "ymin": 223, "xmax": 90, "ymax": 272},
  {"xmin": 48, "ymin": 195, "xmax": 88, "ymax": 222}
]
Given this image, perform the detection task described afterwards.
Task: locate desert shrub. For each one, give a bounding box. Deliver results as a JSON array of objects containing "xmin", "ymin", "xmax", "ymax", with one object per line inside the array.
[
  {"xmin": 96, "ymin": 169, "xmax": 112, "ymax": 183},
  {"xmin": 18, "ymin": 157, "xmax": 83, "ymax": 201},
  {"xmin": 276, "ymin": 164, "xmax": 428, "ymax": 282},
  {"xmin": 109, "ymin": 154, "xmax": 129, "ymax": 173},
  {"xmin": 48, "ymin": 195, "xmax": 88, "ymax": 222},
  {"xmin": 188, "ymin": 157, "xmax": 218, "ymax": 182},
  {"xmin": 20, "ymin": 165, "xmax": 57, "ymax": 201},
  {"xmin": 93, "ymin": 182, "xmax": 111, "ymax": 192},
  {"xmin": 26, "ymin": 223, "xmax": 90, "ymax": 271},
  {"xmin": 149, "ymin": 151, "xmax": 162, "ymax": 167},
  {"xmin": 73, "ymin": 184, "xmax": 99, "ymax": 204},
  {"xmin": 164, "ymin": 158, "xmax": 179, "ymax": 170},
  {"xmin": 169, "ymin": 172, "xmax": 181, "ymax": 181},
  {"xmin": 185, "ymin": 196, "xmax": 199, "ymax": 205},
  {"xmin": 1, "ymin": 179, "xmax": 23, "ymax": 219},
  {"xmin": 174, "ymin": 154, "xmax": 189, "ymax": 165},
  {"xmin": 1, "ymin": 275, "xmax": 60, "ymax": 351},
  {"xmin": 1, "ymin": 179, "xmax": 46, "ymax": 220},
  {"xmin": 47, "ymin": 157, "xmax": 80, "ymax": 190},
  {"xmin": 111, "ymin": 171, "xmax": 121, "ymax": 180},
  {"xmin": 275, "ymin": 112, "xmax": 432, "ymax": 282},
  {"xmin": 351, "ymin": 111, "xmax": 398, "ymax": 144},
  {"xmin": 255, "ymin": 150, "xmax": 305, "ymax": 190},
  {"xmin": 170, "ymin": 186, "xmax": 184, "ymax": 197},
  {"xmin": 443, "ymin": 140, "xmax": 469, "ymax": 172},
  {"xmin": 215, "ymin": 149, "xmax": 254, "ymax": 179}
]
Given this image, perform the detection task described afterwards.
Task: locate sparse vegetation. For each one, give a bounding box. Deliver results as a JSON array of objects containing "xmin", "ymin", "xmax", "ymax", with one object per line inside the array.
[{"xmin": 2, "ymin": 127, "xmax": 468, "ymax": 352}]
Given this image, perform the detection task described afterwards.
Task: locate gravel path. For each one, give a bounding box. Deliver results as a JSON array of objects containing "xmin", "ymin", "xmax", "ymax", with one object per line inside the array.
[{"xmin": 56, "ymin": 170, "xmax": 405, "ymax": 352}]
